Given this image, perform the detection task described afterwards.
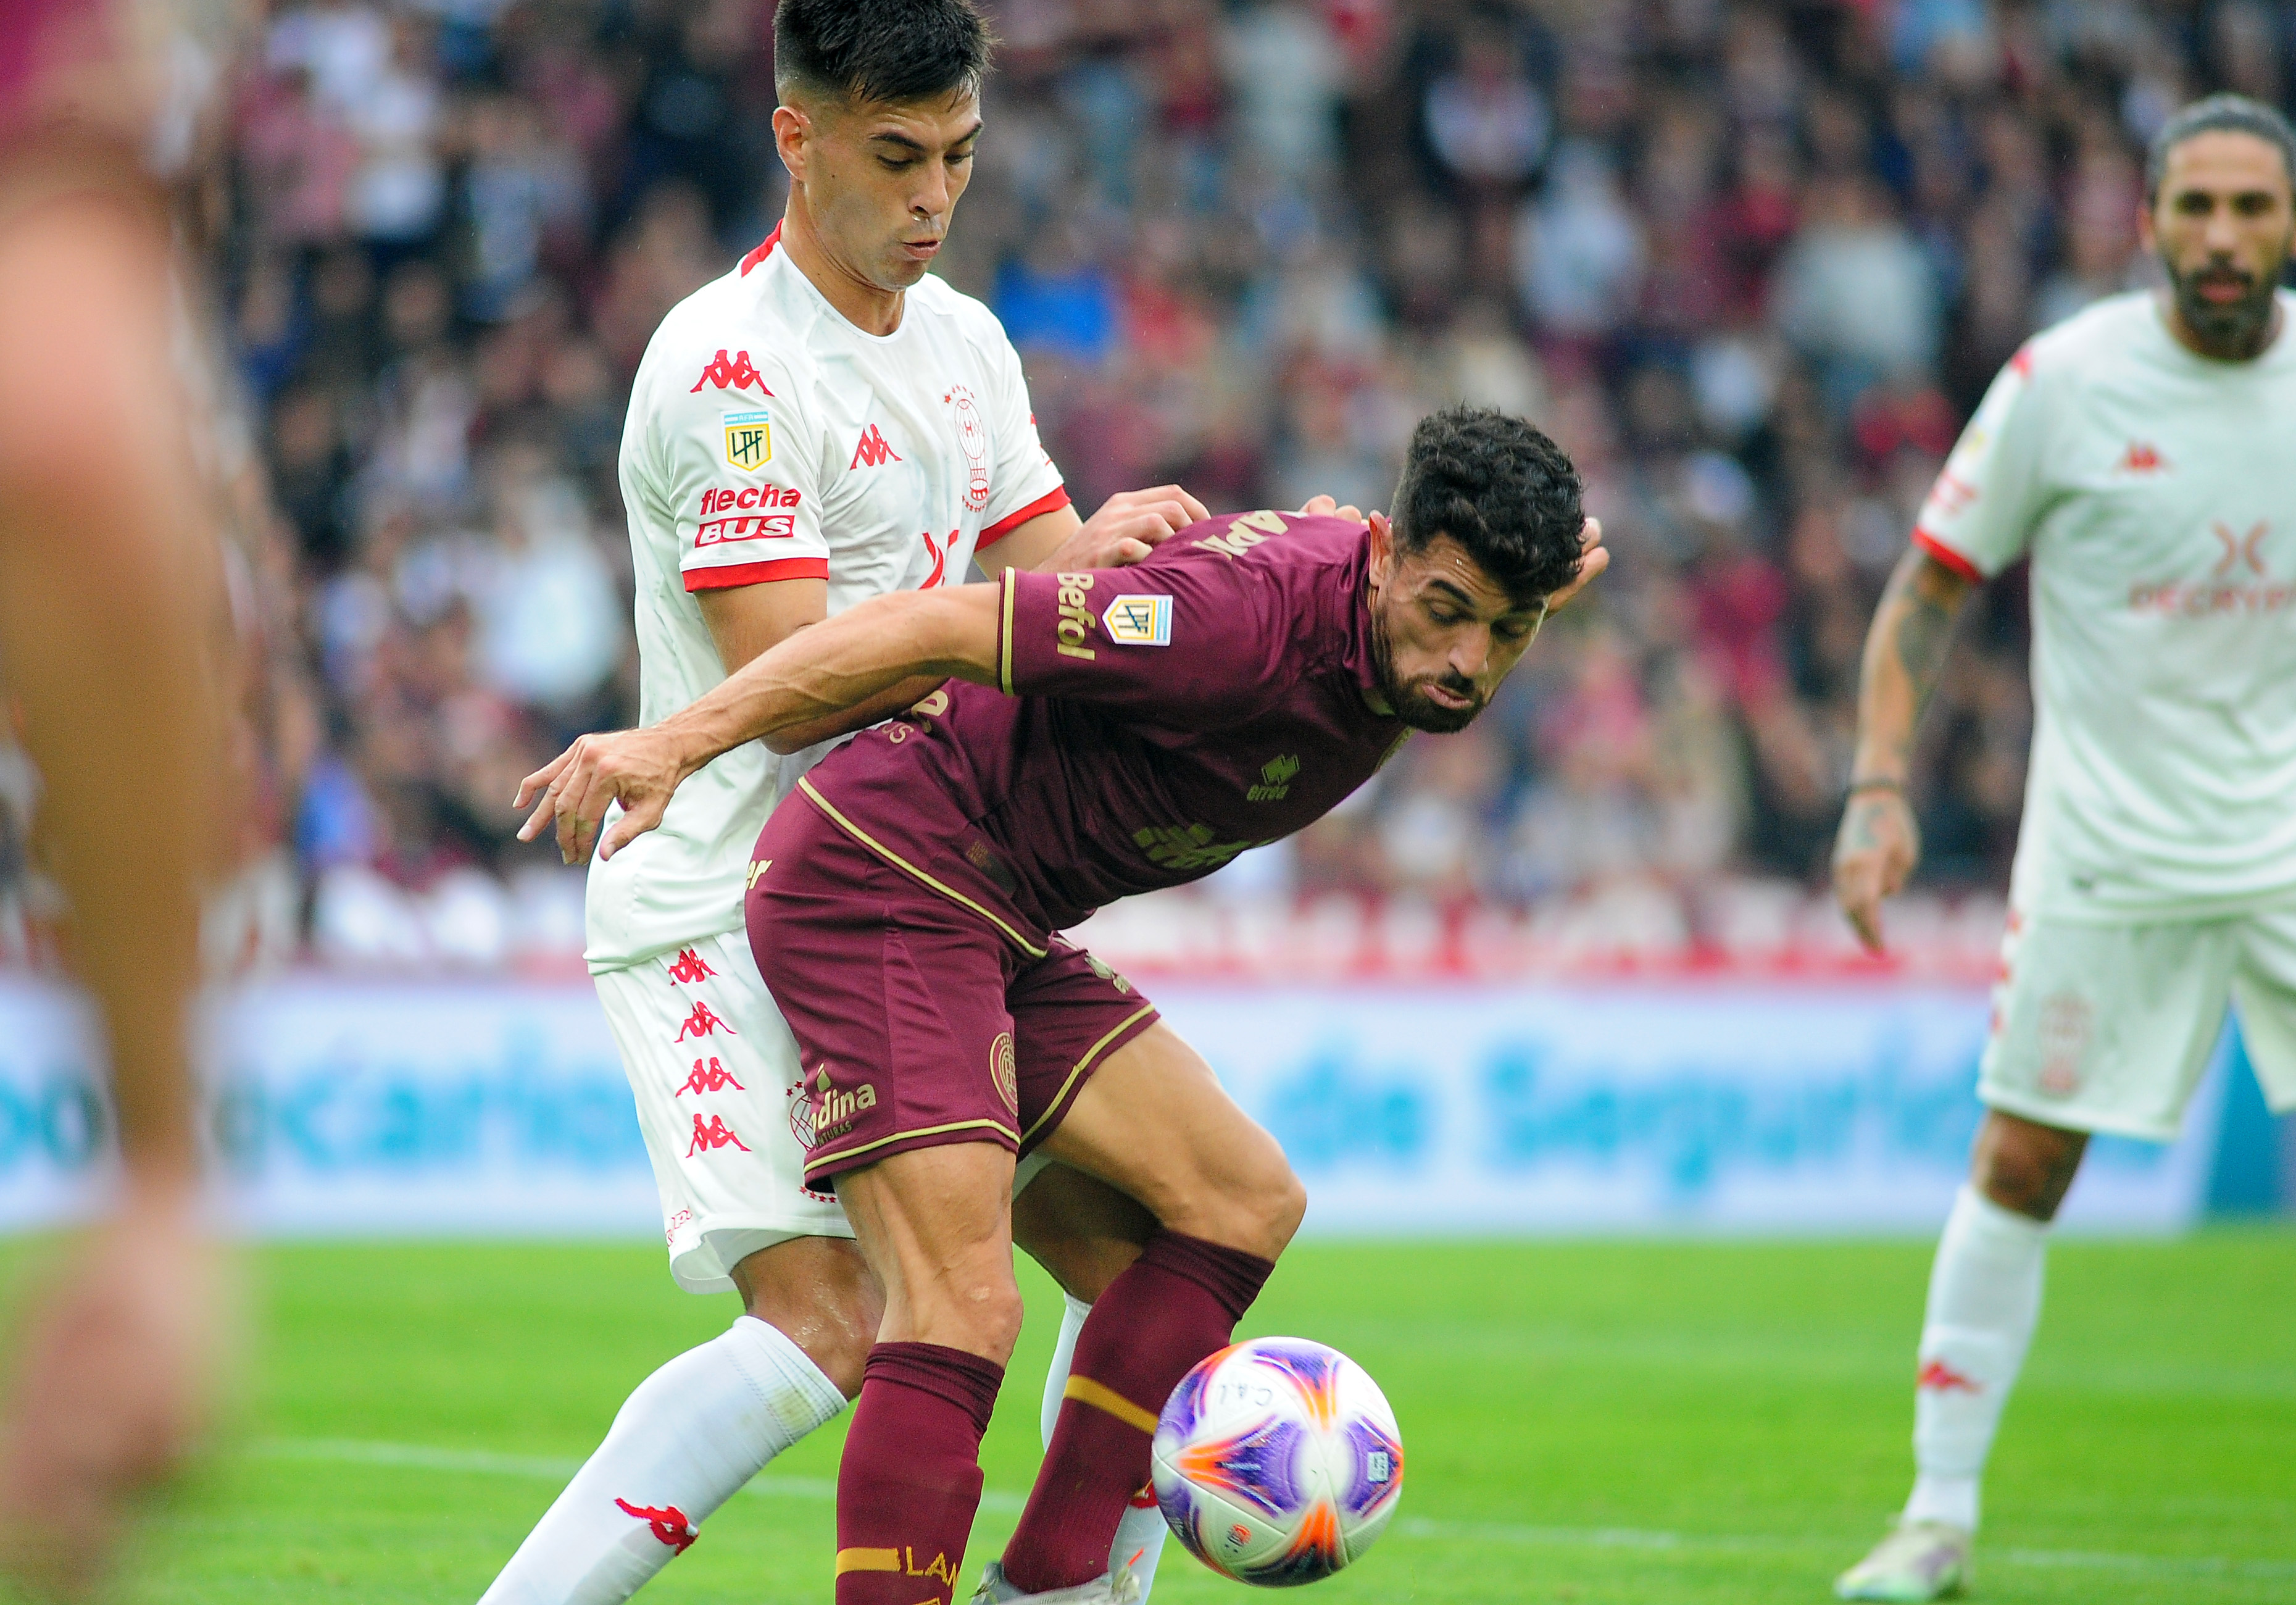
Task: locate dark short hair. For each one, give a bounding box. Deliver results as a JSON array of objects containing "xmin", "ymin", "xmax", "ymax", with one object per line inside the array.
[
  {"xmin": 1389, "ymin": 407, "xmax": 1585, "ymax": 605},
  {"xmin": 773, "ymin": 0, "xmax": 994, "ymax": 109},
  {"xmin": 2146, "ymin": 93, "xmax": 2296, "ymax": 204}
]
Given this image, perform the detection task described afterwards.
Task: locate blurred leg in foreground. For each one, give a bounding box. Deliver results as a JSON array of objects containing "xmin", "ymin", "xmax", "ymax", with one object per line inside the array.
[{"xmin": 0, "ymin": 99, "xmax": 235, "ymax": 1599}]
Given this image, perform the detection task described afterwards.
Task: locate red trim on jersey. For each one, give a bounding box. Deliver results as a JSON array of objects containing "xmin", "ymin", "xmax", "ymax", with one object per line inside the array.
[
  {"xmin": 1911, "ymin": 528, "xmax": 1984, "ymax": 585},
  {"xmin": 684, "ymin": 556, "xmax": 828, "ymax": 591},
  {"xmin": 738, "ymin": 223, "xmax": 784, "ymax": 277},
  {"xmin": 977, "ymin": 486, "xmax": 1072, "ymax": 549}
]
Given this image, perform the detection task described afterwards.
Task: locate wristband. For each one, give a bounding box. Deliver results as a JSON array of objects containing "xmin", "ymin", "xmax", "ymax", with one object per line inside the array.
[{"xmin": 1845, "ymin": 777, "xmax": 1907, "ymax": 799}]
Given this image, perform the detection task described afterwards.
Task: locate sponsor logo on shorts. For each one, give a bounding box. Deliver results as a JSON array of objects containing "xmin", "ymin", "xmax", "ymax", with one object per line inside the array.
[
  {"xmin": 666, "ymin": 948, "xmax": 717, "ymax": 985},
  {"xmin": 786, "ymin": 1077, "xmax": 817, "ymax": 1148},
  {"xmin": 675, "ymin": 1001, "xmax": 736, "ymax": 1041},
  {"xmin": 990, "ymin": 1031, "xmax": 1018, "ymax": 1116},
  {"xmin": 1054, "ymin": 572, "xmax": 1097, "ymax": 661},
  {"xmin": 663, "ymin": 1207, "xmax": 694, "ymax": 1248},
  {"xmin": 807, "ymin": 1065, "xmax": 879, "ymax": 1146},
  {"xmin": 676, "ymin": 1056, "xmax": 745, "ymax": 1096},
  {"xmin": 1247, "ymin": 753, "xmax": 1300, "ymax": 802},
  {"xmin": 723, "ymin": 411, "xmax": 772, "ymax": 472},
  {"xmin": 1102, "ymin": 593, "xmax": 1173, "ymax": 646},
  {"xmin": 616, "ymin": 1498, "xmax": 699, "ymax": 1553},
  {"xmin": 686, "ymin": 1112, "xmax": 751, "ymax": 1156},
  {"xmin": 1083, "ymin": 951, "xmax": 1133, "ymax": 995},
  {"xmin": 2037, "ymin": 990, "xmax": 2092, "ymax": 1097}
]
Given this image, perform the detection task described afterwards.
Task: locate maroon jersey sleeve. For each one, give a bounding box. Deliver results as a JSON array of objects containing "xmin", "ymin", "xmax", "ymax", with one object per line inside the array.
[{"xmin": 996, "ymin": 552, "xmax": 1290, "ymax": 727}]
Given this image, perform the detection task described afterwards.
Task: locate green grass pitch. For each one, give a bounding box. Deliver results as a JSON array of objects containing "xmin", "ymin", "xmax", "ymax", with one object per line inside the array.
[{"xmin": 25, "ymin": 1233, "xmax": 2296, "ymax": 1604}]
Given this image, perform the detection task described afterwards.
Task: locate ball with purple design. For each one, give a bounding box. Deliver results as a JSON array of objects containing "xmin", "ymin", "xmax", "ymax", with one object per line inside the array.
[{"xmin": 1150, "ymin": 1336, "xmax": 1405, "ymax": 1586}]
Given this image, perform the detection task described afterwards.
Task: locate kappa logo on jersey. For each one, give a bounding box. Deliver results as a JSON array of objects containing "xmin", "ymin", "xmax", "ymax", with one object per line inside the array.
[
  {"xmin": 689, "ymin": 349, "xmax": 770, "ymax": 395},
  {"xmin": 723, "ymin": 410, "xmax": 773, "ymax": 471},
  {"xmin": 1916, "ymin": 1360, "xmax": 1981, "ymax": 1394},
  {"xmin": 615, "ymin": 1499, "xmax": 699, "ymax": 1553},
  {"xmin": 1102, "ymin": 593, "xmax": 1173, "ymax": 646},
  {"xmin": 1192, "ymin": 508, "xmax": 1291, "ymax": 559},
  {"xmin": 850, "ymin": 423, "xmax": 902, "ymax": 470},
  {"xmin": 675, "ymin": 1000, "xmax": 736, "ymax": 1041},
  {"xmin": 1054, "ymin": 572, "xmax": 1097, "ymax": 661},
  {"xmin": 665, "ymin": 948, "xmax": 716, "ymax": 985},
  {"xmin": 945, "ymin": 383, "xmax": 991, "ymax": 510},
  {"xmin": 686, "ymin": 1112, "xmax": 751, "ymax": 1156},
  {"xmin": 2116, "ymin": 440, "xmax": 2168, "ymax": 475},
  {"xmin": 676, "ymin": 1056, "xmax": 746, "ymax": 1096},
  {"xmin": 1248, "ymin": 753, "xmax": 1300, "ymax": 802},
  {"xmin": 1924, "ymin": 470, "xmax": 1979, "ymax": 520}
]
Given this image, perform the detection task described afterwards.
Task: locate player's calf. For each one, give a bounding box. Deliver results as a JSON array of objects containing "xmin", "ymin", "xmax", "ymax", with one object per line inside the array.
[{"xmin": 726, "ymin": 1235, "xmax": 884, "ymax": 1399}]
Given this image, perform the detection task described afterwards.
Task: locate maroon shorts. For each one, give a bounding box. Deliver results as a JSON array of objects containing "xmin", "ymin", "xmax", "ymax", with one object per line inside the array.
[{"xmin": 747, "ymin": 789, "xmax": 1159, "ymax": 1189}]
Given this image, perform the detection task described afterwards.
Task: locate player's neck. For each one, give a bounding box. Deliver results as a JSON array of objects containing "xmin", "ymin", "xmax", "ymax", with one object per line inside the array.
[
  {"xmin": 2159, "ymin": 288, "xmax": 2284, "ymax": 363},
  {"xmin": 778, "ymin": 199, "xmax": 907, "ymax": 337}
]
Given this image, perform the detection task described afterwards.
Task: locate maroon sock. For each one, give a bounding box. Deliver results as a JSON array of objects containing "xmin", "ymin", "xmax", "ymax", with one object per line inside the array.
[
  {"xmin": 836, "ymin": 1342, "xmax": 1004, "ymax": 1605},
  {"xmin": 1003, "ymin": 1231, "xmax": 1275, "ymax": 1593}
]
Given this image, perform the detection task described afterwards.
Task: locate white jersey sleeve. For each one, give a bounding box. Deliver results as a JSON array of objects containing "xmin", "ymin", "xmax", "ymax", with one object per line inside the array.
[
  {"xmin": 974, "ymin": 330, "xmax": 1070, "ymax": 554},
  {"xmin": 644, "ymin": 343, "xmax": 831, "ymax": 591},
  {"xmin": 1913, "ymin": 344, "xmax": 2052, "ymax": 581}
]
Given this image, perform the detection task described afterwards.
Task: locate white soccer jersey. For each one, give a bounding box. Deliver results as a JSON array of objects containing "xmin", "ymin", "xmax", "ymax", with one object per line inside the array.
[
  {"xmin": 585, "ymin": 226, "xmax": 1068, "ymax": 971},
  {"xmin": 1915, "ymin": 289, "xmax": 2296, "ymax": 920}
]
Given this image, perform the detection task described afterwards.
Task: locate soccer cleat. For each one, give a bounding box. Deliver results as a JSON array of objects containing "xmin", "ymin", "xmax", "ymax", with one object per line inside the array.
[
  {"xmin": 970, "ymin": 1559, "xmax": 1142, "ymax": 1605},
  {"xmin": 1834, "ymin": 1519, "xmax": 1973, "ymax": 1601}
]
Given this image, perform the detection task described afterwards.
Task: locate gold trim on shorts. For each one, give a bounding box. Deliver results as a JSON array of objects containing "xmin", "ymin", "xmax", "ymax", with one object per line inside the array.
[
  {"xmin": 796, "ymin": 776, "xmax": 1048, "ymax": 958},
  {"xmin": 807, "ymin": 1115, "xmax": 1020, "ymax": 1180},
  {"xmin": 1018, "ymin": 1002, "xmax": 1158, "ymax": 1149}
]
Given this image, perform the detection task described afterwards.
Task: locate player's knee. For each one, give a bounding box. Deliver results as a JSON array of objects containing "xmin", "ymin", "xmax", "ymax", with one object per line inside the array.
[
  {"xmin": 1226, "ymin": 1146, "xmax": 1307, "ymax": 1262},
  {"xmin": 954, "ymin": 1274, "xmax": 1028, "ymax": 1364},
  {"xmin": 1972, "ymin": 1112, "xmax": 2087, "ymax": 1222}
]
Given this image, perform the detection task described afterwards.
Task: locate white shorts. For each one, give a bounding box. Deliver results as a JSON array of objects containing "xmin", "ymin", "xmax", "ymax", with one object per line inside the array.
[
  {"xmin": 595, "ymin": 929, "xmax": 850, "ymax": 1293},
  {"xmin": 1981, "ymin": 906, "xmax": 2296, "ymax": 1141}
]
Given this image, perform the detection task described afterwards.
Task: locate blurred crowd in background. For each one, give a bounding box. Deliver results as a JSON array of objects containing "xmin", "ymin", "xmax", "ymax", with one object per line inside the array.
[{"xmin": 10, "ymin": 0, "xmax": 2285, "ymax": 973}]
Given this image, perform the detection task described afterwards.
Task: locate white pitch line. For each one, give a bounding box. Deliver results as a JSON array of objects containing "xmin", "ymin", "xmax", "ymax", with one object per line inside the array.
[{"xmin": 249, "ymin": 1439, "xmax": 2295, "ymax": 1582}]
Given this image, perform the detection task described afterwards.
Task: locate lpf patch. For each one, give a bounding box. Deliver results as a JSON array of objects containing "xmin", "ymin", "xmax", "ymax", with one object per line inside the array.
[
  {"xmin": 724, "ymin": 410, "xmax": 772, "ymax": 472},
  {"xmin": 989, "ymin": 1030, "xmax": 1019, "ymax": 1115},
  {"xmin": 1102, "ymin": 593, "xmax": 1173, "ymax": 646}
]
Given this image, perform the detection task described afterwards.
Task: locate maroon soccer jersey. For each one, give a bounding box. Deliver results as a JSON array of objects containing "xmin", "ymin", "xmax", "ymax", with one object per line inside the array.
[{"xmin": 790, "ymin": 511, "xmax": 1410, "ymax": 950}]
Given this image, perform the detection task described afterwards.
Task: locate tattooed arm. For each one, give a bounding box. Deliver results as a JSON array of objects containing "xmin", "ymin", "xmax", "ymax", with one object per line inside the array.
[{"xmin": 1831, "ymin": 547, "xmax": 1978, "ymax": 953}]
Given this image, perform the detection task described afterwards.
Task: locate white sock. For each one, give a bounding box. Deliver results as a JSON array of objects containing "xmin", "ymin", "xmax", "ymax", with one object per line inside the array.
[
  {"xmin": 1041, "ymin": 1293, "xmax": 1171, "ymax": 1601},
  {"xmin": 478, "ymin": 1315, "xmax": 846, "ymax": 1605},
  {"xmin": 1903, "ymin": 1185, "xmax": 2048, "ymax": 1533}
]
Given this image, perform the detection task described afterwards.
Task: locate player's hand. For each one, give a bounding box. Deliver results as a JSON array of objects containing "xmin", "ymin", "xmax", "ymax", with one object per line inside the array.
[
  {"xmin": 1297, "ymin": 494, "xmax": 1368, "ymax": 523},
  {"xmin": 1044, "ymin": 485, "xmax": 1210, "ymax": 570},
  {"xmin": 0, "ymin": 1184, "xmax": 236, "ymax": 1602},
  {"xmin": 514, "ymin": 727, "xmax": 689, "ymax": 865},
  {"xmin": 1832, "ymin": 786, "xmax": 1921, "ymax": 954},
  {"xmin": 1547, "ymin": 517, "xmax": 1608, "ymax": 613}
]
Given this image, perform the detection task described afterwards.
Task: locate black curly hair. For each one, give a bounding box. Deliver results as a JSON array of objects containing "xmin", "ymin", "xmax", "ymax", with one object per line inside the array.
[
  {"xmin": 774, "ymin": 0, "xmax": 995, "ymax": 108},
  {"xmin": 1388, "ymin": 407, "xmax": 1586, "ymax": 605}
]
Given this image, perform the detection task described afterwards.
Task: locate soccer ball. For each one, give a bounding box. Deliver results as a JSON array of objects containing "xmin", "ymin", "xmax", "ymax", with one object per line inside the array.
[{"xmin": 1150, "ymin": 1337, "xmax": 1404, "ymax": 1586}]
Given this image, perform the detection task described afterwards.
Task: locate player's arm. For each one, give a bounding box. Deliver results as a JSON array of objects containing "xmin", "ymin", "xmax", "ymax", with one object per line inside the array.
[
  {"xmin": 756, "ymin": 484, "xmax": 1216, "ymax": 756},
  {"xmin": 0, "ymin": 182, "xmax": 231, "ymax": 1594},
  {"xmin": 1831, "ymin": 548, "xmax": 1978, "ymax": 953},
  {"xmin": 1832, "ymin": 343, "xmax": 2047, "ymax": 954},
  {"xmin": 517, "ymin": 583, "xmax": 1004, "ymax": 863}
]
